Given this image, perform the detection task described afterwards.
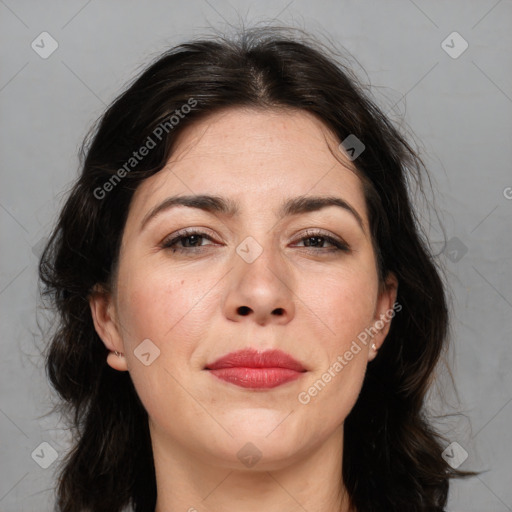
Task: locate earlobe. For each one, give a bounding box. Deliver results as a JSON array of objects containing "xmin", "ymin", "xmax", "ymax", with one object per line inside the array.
[
  {"xmin": 105, "ymin": 349, "xmax": 127, "ymax": 371},
  {"xmin": 88, "ymin": 284, "xmax": 128, "ymax": 372}
]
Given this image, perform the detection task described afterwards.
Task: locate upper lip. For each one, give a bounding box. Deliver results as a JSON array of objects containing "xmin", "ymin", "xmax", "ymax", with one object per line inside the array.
[{"xmin": 205, "ymin": 348, "xmax": 306, "ymax": 372}]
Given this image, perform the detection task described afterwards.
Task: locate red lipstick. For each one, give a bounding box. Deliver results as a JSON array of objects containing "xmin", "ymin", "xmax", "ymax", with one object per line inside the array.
[{"xmin": 205, "ymin": 348, "xmax": 306, "ymax": 389}]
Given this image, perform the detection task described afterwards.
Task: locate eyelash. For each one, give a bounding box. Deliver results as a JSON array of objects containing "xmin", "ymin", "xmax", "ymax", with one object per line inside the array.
[{"xmin": 161, "ymin": 228, "xmax": 350, "ymax": 254}]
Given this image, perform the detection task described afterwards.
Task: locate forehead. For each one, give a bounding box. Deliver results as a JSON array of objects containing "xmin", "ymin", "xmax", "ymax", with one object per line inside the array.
[
  {"xmin": 128, "ymin": 107, "xmax": 367, "ymax": 224},
  {"xmin": 169, "ymin": 107, "xmax": 356, "ymax": 171}
]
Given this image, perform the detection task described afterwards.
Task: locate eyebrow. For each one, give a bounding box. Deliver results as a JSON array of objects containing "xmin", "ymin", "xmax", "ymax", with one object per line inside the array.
[{"xmin": 140, "ymin": 194, "xmax": 365, "ymax": 233}]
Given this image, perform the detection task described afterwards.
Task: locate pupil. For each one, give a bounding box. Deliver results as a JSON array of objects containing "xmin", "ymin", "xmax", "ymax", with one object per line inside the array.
[
  {"xmin": 306, "ymin": 236, "xmax": 322, "ymax": 247},
  {"xmin": 185, "ymin": 235, "xmax": 201, "ymax": 247}
]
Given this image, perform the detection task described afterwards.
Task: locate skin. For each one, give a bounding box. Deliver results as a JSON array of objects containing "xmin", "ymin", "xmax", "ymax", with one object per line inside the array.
[{"xmin": 90, "ymin": 107, "xmax": 397, "ymax": 512}]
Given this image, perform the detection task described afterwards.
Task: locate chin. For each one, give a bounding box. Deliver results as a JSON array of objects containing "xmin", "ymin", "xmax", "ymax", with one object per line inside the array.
[
  {"xmin": 221, "ymin": 407, "xmax": 296, "ymax": 437},
  {"xmin": 204, "ymin": 435, "xmax": 307, "ymax": 472}
]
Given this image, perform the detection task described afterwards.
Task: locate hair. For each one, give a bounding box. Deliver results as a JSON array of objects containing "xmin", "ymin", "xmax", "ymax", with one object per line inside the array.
[{"xmin": 38, "ymin": 25, "xmax": 475, "ymax": 512}]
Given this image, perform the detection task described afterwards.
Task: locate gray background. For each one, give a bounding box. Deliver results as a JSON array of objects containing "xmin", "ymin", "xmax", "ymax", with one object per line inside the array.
[{"xmin": 1, "ymin": 1, "xmax": 511, "ymax": 511}]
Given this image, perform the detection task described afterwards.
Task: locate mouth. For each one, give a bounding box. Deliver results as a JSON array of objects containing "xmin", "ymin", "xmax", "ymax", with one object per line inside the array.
[{"xmin": 205, "ymin": 348, "xmax": 307, "ymax": 389}]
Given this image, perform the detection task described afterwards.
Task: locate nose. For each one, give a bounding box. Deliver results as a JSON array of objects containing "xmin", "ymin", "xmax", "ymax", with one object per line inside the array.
[{"xmin": 222, "ymin": 243, "xmax": 296, "ymax": 326}]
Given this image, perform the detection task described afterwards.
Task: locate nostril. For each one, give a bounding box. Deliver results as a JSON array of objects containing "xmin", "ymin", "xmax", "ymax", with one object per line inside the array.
[
  {"xmin": 238, "ymin": 306, "xmax": 251, "ymax": 316},
  {"xmin": 273, "ymin": 308, "xmax": 284, "ymax": 316}
]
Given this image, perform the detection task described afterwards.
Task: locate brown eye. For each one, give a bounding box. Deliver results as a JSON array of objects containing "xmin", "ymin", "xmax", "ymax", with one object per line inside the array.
[
  {"xmin": 161, "ymin": 230, "xmax": 217, "ymax": 252},
  {"xmin": 293, "ymin": 230, "xmax": 350, "ymax": 253}
]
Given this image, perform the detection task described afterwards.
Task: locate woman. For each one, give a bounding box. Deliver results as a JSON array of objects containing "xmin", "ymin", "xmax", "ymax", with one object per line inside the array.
[{"xmin": 39, "ymin": 26, "xmax": 474, "ymax": 512}]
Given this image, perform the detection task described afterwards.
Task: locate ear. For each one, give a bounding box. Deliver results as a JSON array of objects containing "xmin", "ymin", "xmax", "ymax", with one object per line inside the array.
[
  {"xmin": 89, "ymin": 284, "xmax": 128, "ymax": 372},
  {"xmin": 368, "ymin": 272, "xmax": 399, "ymax": 362}
]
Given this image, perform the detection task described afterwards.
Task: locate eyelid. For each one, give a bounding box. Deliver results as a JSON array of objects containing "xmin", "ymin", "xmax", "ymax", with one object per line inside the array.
[
  {"xmin": 160, "ymin": 227, "xmax": 351, "ymax": 253},
  {"xmin": 291, "ymin": 228, "xmax": 350, "ymax": 250},
  {"xmin": 160, "ymin": 227, "xmax": 220, "ymax": 246},
  {"xmin": 292, "ymin": 227, "xmax": 346, "ymax": 241},
  {"xmin": 293, "ymin": 227, "xmax": 344, "ymax": 241}
]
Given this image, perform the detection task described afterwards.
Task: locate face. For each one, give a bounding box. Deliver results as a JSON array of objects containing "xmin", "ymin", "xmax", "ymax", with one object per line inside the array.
[{"xmin": 90, "ymin": 107, "xmax": 397, "ymax": 470}]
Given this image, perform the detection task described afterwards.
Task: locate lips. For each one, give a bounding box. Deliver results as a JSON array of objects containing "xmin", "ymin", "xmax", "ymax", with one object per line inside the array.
[{"xmin": 205, "ymin": 348, "xmax": 307, "ymax": 389}]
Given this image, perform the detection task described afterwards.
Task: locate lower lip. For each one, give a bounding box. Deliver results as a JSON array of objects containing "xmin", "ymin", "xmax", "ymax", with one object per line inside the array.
[{"xmin": 207, "ymin": 368, "xmax": 304, "ymax": 389}]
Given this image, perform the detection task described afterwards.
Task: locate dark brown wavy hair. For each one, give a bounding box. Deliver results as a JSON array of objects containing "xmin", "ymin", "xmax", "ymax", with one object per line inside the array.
[{"xmin": 38, "ymin": 26, "xmax": 475, "ymax": 512}]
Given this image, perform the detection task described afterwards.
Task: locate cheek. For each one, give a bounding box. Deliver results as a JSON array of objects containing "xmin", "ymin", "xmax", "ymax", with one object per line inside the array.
[
  {"xmin": 304, "ymin": 266, "xmax": 379, "ymax": 349},
  {"xmin": 114, "ymin": 265, "xmax": 216, "ymax": 421},
  {"xmin": 294, "ymin": 265, "xmax": 377, "ymax": 417},
  {"xmin": 115, "ymin": 262, "xmax": 212, "ymax": 351}
]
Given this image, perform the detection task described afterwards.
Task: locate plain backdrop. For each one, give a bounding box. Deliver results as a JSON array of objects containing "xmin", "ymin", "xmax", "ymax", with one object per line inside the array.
[{"xmin": 1, "ymin": 1, "xmax": 511, "ymax": 511}]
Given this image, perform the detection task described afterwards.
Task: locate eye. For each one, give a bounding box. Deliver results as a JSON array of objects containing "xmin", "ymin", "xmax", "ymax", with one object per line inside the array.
[
  {"xmin": 292, "ymin": 229, "xmax": 350, "ymax": 253},
  {"xmin": 160, "ymin": 228, "xmax": 350, "ymax": 255},
  {"xmin": 161, "ymin": 229, "xmax": 218, "ymax": 253}
]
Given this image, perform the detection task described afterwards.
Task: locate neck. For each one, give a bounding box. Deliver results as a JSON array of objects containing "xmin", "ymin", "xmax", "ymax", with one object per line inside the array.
[{"xmin": 151, "ymin": 423, "xmax": 353, "ymax": 512}]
